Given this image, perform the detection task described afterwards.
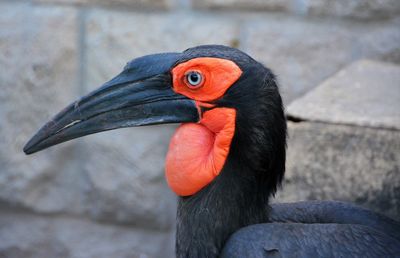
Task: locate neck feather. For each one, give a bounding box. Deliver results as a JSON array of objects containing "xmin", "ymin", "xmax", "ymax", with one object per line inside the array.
[
  {"xmin": 175, "ymin": 68, "xmax": 286, "ymax": 258},
  {"xmin": 175, "ymin": 133, "xmax": 274, "ymax": 257}
]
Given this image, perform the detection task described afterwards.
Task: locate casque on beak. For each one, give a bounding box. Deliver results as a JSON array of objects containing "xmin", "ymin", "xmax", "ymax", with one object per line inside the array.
[{"xmin": 23, "ymin": 52, "xmax": 199, "ymax": 154}]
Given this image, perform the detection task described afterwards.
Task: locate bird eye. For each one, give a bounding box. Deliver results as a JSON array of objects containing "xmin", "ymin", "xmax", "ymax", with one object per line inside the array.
[{"xmin": 185, "ymin": 71, "xmax": 203, "ymax": 88}]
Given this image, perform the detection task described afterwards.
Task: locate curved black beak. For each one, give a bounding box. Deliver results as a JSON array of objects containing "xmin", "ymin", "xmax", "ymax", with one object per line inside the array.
[{"xmin": 23, "ymin": 53, "xmax": 199, "ymax": 155}]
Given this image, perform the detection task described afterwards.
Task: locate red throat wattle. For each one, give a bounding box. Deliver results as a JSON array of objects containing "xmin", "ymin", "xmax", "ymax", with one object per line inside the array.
[{"xmin": 165, "ymin": 108, "xmax": 236, "ymax": 196}]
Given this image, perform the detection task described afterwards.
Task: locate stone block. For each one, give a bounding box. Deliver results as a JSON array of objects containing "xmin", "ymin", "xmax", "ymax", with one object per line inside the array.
[
  {"xmin": 274, "ymin": 61, "xmax": 400, "ymax": 219},
  {"xmin": 34, "ymin": 0, "xmax": 170, "ymax": 10},
  {"xmin": 82, "ymin": 127, "xmax": 178, "ymax": 229},
  {"xmin": 0, "ymin": 3, "xmax": 85, "ymax": 214},
  {"xmin": 0, "ymin": 209, "xmax": 174, "ymax": 258},
  {"xmin": 246, "ymin": 16, "xmax": 400, "ymax": 103},
  {"xmin": 275, "ymin": 122, "xmax": 400, "ymax": 220},
  {"xmin": 85, "ymin": 10, "xmax": 240, "ymax": 88},
  {"xmin": 193, "ymin": 0, "xmax": 293, "ymax": 12},
  {"xmin": 355, "ymin": 20, "xmax": 400, "ymax": 64},
  {"xmin": 305, "ymin": 0, "xmax": 400, "ymax": 19},
  {"xmin": 287, "ymin": 60, "xmax": 400, "ymax": 130}
]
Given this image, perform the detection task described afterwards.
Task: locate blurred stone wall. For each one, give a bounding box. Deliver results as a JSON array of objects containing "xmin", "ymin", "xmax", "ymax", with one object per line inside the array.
[{"xmin": 0, "ymin": 1, "xmax": 399, "ymax": 258}]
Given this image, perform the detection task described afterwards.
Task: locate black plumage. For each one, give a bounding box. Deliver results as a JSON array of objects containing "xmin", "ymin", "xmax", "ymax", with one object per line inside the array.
[{"xmin": 223, "ymin": 201, "xmax": 400, "ymax": 257}]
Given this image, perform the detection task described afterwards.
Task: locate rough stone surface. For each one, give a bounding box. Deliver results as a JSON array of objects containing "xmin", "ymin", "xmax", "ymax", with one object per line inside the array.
[
  {"xmin": 0, "ymin": 3, "xmax": 85, "ymax": 214},
  {"xmin": 274, "ymin": 122, "xmax": 400, "ymax": 220},
  {"xmin": 193, "ymin": 0, "xmax": 400, "ymax": 19},
  {"xmin": 35, "ymin": 0, "xmax": 169, "ymax": 10},
  {"xmin": 82, "ymin": 128, "xmax": 178, "ymax": 229},
  {"xmin": 246, "ymin": 16, "xmax": 400, "ymax": 103},
  {"xmin": 306, "ymin": 0, "xmax": 400, "ymax": 19},
  {"xmin": 287, "ymin": 60, "xmax": 400, "ymax": 130},
  {"xmin": 85, "ymin": 10, "xmax": 240, "ymax": 88},
  {"xmin": 193, "ymin": 0, "xmax": 292, "ymax": 12},
  {"xmin": 0, "ymin": 209, "xmax": 174, "ymax": 258}
]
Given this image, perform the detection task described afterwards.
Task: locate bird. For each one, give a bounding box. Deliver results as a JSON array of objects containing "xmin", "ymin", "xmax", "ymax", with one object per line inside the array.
[{"xmin": 24, "ymin": 45, "xmax": 400, "ymax": 258}]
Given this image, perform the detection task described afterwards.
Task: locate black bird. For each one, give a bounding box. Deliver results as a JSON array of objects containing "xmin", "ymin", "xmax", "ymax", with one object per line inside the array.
[{"xmin": 24, "ymin": 45, "xmax": 400, "ymax": 258}]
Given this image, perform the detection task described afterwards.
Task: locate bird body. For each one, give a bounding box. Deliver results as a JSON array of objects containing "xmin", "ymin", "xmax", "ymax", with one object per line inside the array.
[
  {"xmin": 223, "ymin": 201, "xmax": 400, "ymax": 257},
  {"xmin": 223, "ymin": 221, "xmax": 400, "ymax": 258},
  {"xmin": 24, "ymin": 45, "xmax": 400, "ymax": 258}
]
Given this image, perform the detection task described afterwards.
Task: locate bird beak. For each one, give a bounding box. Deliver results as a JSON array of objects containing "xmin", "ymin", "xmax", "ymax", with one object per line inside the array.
[{"xmin": 23, "ymin": 53, "xmax": 199, "ymax": 155}]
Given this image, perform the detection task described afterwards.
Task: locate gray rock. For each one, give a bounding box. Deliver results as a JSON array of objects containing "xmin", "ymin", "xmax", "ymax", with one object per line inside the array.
[
  {"xmin": 274, "ymin": 122, "xmax": 400, "ymax": 220},
  {"xmin": 287, "ymin": 60, "xmax": 400, "ymax": 130},
  {"xmin": 82, "ymin": 127, "xmax": 178, "ymax": 230},
  {"xmin": 193, "ymin": 0, "xmax": 292, "ymax": 12},
  {"xmin": 276, "ymin": 60, "xmax": 400, "ymax": 219},
  {"xmin": 85, "ymin": 10, "xmax": 241, "ymax": 88},
  {"xmin": 305, "ymin": 0, "xmax": 400, "ymax": 19},
  {"xmin": 0, "ymin": 209, "xmax": 174, "ymax": 258},
  {"xmin": 245, "ymin": 16, "xmax": 400, "ymax": 103},
  {"xmin": 34, "ymin": 0, "xmax": 170, "ymax": 10},
  {"xmin": 192, "ymin": 0, "xmax": 400, "ymax": 19},
  {"xmin": 355, "ymin": 20, "xmax": 400, "ymax": 64},
  {"xmin": 0, "ymin": 3, "xmax": 87, "ymax": 214}
]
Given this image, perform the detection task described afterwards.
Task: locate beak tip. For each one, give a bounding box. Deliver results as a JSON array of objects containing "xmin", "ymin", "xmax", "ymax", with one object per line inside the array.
[
  {"xmin": 23, "ymin": 141, "xmax": 35, "ymax": 155},
  {"xmin": 23, "ymin": 134, "xmax": 43, "ymax": 155},
  {"xmin": 23, "ymin": 149, "xmax": 32, "ymax": 155}
]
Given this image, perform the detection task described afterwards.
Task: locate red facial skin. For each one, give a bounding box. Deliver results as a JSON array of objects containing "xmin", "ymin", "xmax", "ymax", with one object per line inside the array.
[{"xmin": 165, "ymin": 58, "xmax": 242, "ymax": 196}]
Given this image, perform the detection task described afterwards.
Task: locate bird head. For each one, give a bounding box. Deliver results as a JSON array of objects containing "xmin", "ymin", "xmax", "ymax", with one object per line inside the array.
[{"xmin": 24, "ymin": 45, "xmax": 286, "ymax": 199}]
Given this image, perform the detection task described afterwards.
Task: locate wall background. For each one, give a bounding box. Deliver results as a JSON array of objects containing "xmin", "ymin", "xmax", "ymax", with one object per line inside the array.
[{"xmin": 1, "ymin": 1, "xmax": 399, "ymax": 258}]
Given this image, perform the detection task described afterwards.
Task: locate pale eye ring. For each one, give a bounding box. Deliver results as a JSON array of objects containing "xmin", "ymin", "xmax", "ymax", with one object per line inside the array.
[{"xmin": 185, "ymin": 71, "xmax": 203, "ymax": 88}]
